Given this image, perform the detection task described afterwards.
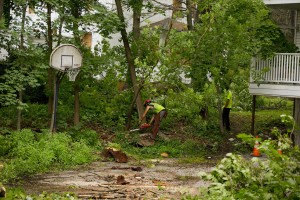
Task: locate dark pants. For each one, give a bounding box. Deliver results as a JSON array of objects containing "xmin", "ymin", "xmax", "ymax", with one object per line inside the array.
[
  {"xmin": 152, "ymin": 110, "xmax": 167, "ymax": 138},
  {"xmin": 222, "ymin": 108, "xmax": 231, "ymax": 131}
]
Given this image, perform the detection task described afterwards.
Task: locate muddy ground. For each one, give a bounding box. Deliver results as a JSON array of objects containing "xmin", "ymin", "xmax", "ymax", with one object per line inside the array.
[
  {"xmin": 9, "ymin": 119, "xmax": 246, "ymax": 199},
  {"xmin": 16, "ymin": 158, "xmax": 219, "ymax": 200}
]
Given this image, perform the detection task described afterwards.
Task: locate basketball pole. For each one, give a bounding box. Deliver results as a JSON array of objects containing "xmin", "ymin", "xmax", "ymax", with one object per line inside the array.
[
  {"xmin": 50, "ymin": 71, "xmax": 65, "ymax": 133},
  {"xmin": 49, "ymin": 44, "xmax": 82, "ymax": 133}
]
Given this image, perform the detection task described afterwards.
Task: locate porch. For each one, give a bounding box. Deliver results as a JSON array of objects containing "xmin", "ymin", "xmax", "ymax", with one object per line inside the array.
[
  {"xmin": 263, "ymin": 0, "xmax": 300, "ymax": 9},
  {"xmin": 249, "ymin": 53, "xmax": 300, "ymax": 98}
]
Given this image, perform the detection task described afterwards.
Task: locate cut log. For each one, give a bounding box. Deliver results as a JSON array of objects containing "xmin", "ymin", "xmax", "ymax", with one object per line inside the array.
[
  {"xmin": 116, "ymin": 175, "xmax": 130, "ymax": 185},
  {"xmin": 102, "ymin": 148, "xmax": 128, "ymax": 163},
  {"xmin": 0, "ymin": 186, "xmax": 6, "ymax": 198}
]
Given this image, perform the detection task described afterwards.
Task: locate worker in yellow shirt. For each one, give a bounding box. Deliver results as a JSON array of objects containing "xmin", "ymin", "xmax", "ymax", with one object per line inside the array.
[
  {"xmin": 222, "ymin": 86, "xmax": 233, "ymax": 132},
  {"xmin": 140, "ymin": 99, "xmax": 167, "ymax": 139}
]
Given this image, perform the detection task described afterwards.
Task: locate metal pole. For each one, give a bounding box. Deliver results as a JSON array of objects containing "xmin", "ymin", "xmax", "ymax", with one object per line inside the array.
[
  {"xmin": 50, "ymin": 72, "xmax": 64, "ymax": 133},
  {"xmin": 251, "ymin": 95, "xmax": 256, "ymax": 136}
]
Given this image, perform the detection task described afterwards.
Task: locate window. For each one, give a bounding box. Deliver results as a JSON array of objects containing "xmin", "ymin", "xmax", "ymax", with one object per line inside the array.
[
  {"xmin": 82, "ymin": 32, "xmax": 92, "ymax": 48},
  {"xmin": 173, "ymin": 0, "xmax": 182, "ymax": 10}
]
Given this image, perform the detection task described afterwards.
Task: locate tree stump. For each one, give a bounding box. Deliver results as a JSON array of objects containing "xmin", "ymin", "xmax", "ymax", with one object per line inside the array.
[
  {"xmin": 137, "ymin": 133, "xmax": 155, "ymax": 147},
  {"xmin": 102, "ymin": 148, "xmax": 128, "ymax": 163}
]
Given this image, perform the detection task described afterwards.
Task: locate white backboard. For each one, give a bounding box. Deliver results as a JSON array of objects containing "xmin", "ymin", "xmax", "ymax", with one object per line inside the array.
[{"xmin": 50, "ymin": 44, "xmax": 82, "ymax": 71}]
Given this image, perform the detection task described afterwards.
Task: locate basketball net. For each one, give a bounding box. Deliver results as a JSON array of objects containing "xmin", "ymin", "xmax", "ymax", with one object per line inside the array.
[{"xmin": 66, "ymin": 68, "xmax": 80, "ymax": 81}]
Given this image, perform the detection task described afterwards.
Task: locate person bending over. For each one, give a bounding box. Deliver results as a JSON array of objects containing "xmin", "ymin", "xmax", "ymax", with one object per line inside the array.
[{"xmin": 140, "ymin": 99, "xmax": 167, "ymax": 139}]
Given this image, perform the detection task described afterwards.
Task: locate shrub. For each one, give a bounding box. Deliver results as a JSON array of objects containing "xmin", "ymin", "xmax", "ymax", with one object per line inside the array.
[
  {"xmin": 68, "ymin": 128, "xmax": 100, "ymax": 147},
  {"xmin": 164, "ymin": 88, "xmax": 204, "ymax": 126},
  {"xmin": 198, "ymin": 128, "xmax": 300, "ymax": 199},
  {"xmin": 0, "ymin": 129, "xmax": 98, "ymax": 182},
  {"xmin": 5, "ymin": 189, "xmax": 78, "ymax": 200},
  {"xmin": 21, "ymin": 104, "xmax": 49, "ymax": 129},
  {"xmin": 113, "ymin": 132, "xmax": 206, "ymax": 160}
]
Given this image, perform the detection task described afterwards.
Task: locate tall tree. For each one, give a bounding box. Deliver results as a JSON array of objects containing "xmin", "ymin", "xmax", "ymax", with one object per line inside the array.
[
  {"xmin": 16, "ymin": 2, "xmax": 27, "ymax": 130},
  {"xmin": 190, "ymin": 0, "xmax": 280, "ymax": 133},
  {"xmin": 46, "ymin": 1, "xmax": 55, "ymax": 124},
  {"xmin": 0, "ymin": 0, "xmax": 47, "ymax": 129},
  {"xmin": 70, "ymin": 0, "xmax": 81, "ymax": 125},
  {"xmin": 0, "ymin": 0, "xmax": 4, "ymax": 28},
  {"xmin": 186, "ymin": 0, "xmax": 193, "ymax": 30},
  {"xmin": 115, "ymin": 0, "xmax": 144, "ymax": 126}
]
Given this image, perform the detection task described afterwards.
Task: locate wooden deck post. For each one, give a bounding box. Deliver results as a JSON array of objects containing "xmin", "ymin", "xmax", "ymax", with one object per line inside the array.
[
  {"xmin": 294, "ymin": 98, "xmax": 300, "ymax": 147},
  {"xmin": 251, "ymin": 95, "xmax": 256, "ymax": 136}
]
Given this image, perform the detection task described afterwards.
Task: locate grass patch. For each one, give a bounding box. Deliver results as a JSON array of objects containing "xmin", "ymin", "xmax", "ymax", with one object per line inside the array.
[
  {"xmin": 113, "ymin": 132, "xmax": 206, "ymax": 160},
  {"xmin": 0, "ymin": 129, "xmax": 100, "ymax": 183},
  {"xmin": 5, "ymin": 187, "xmax": 78, "ymax": 200},
  {"xmin": 231, "ymin": 109, "xmax": 292, "ymax": 134}
]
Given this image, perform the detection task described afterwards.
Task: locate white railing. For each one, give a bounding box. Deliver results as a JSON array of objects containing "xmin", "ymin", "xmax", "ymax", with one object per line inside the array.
[{"xmin": 250, "ymin": 53, "xmax": 300, "ymax": 84}]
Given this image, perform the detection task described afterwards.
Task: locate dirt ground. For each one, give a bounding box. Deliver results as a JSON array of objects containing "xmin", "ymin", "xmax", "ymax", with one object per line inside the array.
[
  {"xmin": 17, "ymin": 158, "xmax": 217, "ymax": 200},
  {"xmin": 8, "ymin": 120, "xmax": 244, "ymax": 200}
]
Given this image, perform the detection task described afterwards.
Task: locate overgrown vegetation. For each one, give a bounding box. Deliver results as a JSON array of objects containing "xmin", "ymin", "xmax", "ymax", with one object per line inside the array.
[
  {"xmin": 183, "ymin": 115, "xmax": 300, "ymax": 200},
  {"xmin": 4, "ymin": 189, "xmax": 78, "ymax": 200},
  {"xmin": 0, "ymin": 0, "xmax": 298, "ymax": 199},
  {"xmin": 0, "ymin": 129, "xmax": 100, "ymax": 183}
]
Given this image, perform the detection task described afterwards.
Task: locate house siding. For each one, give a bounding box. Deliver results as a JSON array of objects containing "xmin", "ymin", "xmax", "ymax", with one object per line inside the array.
[
  {"xmin": 296, "ymin": 10, "xmax": 300, "ymax": 48},
  {"xmin": 270, "ymin": 9, "xmax": 295, "ymax": 44}
]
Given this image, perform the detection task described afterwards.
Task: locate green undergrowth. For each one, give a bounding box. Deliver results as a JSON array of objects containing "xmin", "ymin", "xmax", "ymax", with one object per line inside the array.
[
  {"xmin": 231, "ymin": 109, "xmax": 292, "ymax": 135},
  {"xmin": 111, "ymin": 132, "xmax": 207, "ymax": 160},
  {"xmin": 0, "ymin": 129, "xmax": 101, "ymax": 183},
  {"xmin": 4, "ymin": 188, "xmax": 78, "ymax": 200},
  {"xmin": 183, "ymin": 116, "xmax": 300, "ymax": 199}
]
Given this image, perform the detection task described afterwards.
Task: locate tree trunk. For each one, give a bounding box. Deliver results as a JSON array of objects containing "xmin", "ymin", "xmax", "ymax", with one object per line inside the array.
[
  {"xmin": 132, "ymin": 0, "xmax": 142, "ymax": 40},
  {"xmin": 47, "ymin": 3, "xmax": 55, "ymax": 123},
  {"xmin": 294, "ymin": 99, "xmax": 300, "ymax": 147},
  {"xmin": 71, "ymin": 1, "xmax": 81, "ymax": 125},
  {"xmin": 216, "ymin": 83, "xmax": 224, "ymax": 134},
  {"xmin": 17, "ymin": 90, "xmax": 22, "ymax": 130},
  {"xmin": 0, "ymin": 0, "xmax": 4, "ymax": 21},
  {"xmin": 124, "ymin": 0, "xmax": 144, "ymax": 128},
  {"xmin": 3, "ymin": 0, "xmax": 10, "ymax": 28},
  {"xmin": 17, "ymin": 4, "xmax": 26, "ymax": 130},
  {"xmin": 194, "ymin": 3, "xmax": 200, "ymax": 24},
  {"xmin": 115, "ymin": 0, "xmax": 144, "ymax": 120},
  {"xmin": 74, "ymin": 81, "xmax": 80, "ymax": 125},
  {"xmin": 186, "ymin": 0, "xmax": 193, "ymax": 30}
]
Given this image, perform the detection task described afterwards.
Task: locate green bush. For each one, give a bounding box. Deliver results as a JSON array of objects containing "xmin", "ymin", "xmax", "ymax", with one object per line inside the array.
[
  {"xmin": 21, "ymin": 104, "xmax": 49, "ymax": 129},
  {"xmin": 68, "ymin": 127, "xmax": 101, "ymax": 147},
  {"xmin": 164, "ymin": 88, "xmax": 204, "ymax": 126},
  {"xmin": 198, "ymin": 132, "xmax": 300, "ymax": 199},
  {"xmin": 113, "ymin": 132, "xmax": 206, "ymax": 160},
  {"xmin": 5, "ymin": 188, "xmax": 78, "ymax": 200},
  {"xmin": 0, "ymin": 134, "xmax": 11, "ymax": 157},
  {"xmin": 256, "ymin": 96, "xmax": 293, "ymax": 110},
  {"xmin": 0, "ymin": 104, "xmax": 49, "ymax": 130},
  {"xmin": 0, "ymin": 106, "xmax": 17, "ymax": 128},
  {"xmin": 0, "ymin": 129, "xmax": 98, "ymax": 182}
]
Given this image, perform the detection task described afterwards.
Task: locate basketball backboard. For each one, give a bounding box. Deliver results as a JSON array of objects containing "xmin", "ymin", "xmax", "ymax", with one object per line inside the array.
[{"xmin": 50, "ymin": 44, "xmax": 82, "ymax": 71}]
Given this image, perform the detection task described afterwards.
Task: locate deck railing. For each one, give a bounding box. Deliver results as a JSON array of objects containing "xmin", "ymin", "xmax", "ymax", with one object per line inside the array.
[{"xmin": 250, "ymin": 53, "xmax": 300, "ymax": 84}]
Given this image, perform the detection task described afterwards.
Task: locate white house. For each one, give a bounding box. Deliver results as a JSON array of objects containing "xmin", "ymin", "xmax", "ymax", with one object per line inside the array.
[
  {"xmin": 249, "ymin": 0, "xmax": 300, "ymax": 98},
  {"xmin": 249, "ymin": 0, "xmax": 300, "ymax": 145}
]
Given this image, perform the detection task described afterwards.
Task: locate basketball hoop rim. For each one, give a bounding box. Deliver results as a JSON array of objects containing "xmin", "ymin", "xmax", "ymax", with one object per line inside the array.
[{"xmin": 66, "ymin": 68, "xmax": 80, "ymax": 82}]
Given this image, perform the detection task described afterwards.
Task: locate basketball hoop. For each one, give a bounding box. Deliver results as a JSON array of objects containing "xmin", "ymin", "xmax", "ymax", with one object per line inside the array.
[
  {"xmin": 49, "ymin": 44, "xmax": 83, "ymax": 133},
  {"xmin": 49, "ymin": 44, "xmax": 83, "ymax": 82},
  {"xmin": 66, "ymin": 68, "xmax": 80, "ymax": 81}
]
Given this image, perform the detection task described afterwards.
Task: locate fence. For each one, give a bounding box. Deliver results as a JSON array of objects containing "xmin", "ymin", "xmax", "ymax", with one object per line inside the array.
[{"xmin": 250, "ymin": 53, "xmax": 300, "ymax": 84}]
